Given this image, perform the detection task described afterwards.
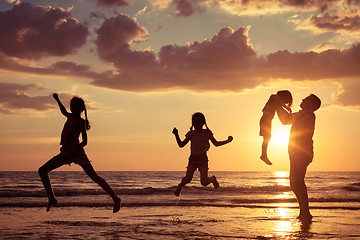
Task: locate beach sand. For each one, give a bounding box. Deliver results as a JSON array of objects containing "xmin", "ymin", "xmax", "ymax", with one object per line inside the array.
[{"xmin": 1, "ymin": 205, "xmax": 359, "ymax": 239}]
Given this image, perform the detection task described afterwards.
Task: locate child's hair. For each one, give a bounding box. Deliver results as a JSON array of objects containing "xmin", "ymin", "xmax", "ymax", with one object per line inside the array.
[
  {"xmin": 308, "ymin": 94, "xmax": 321, "ymax": 111},
  {"xmin": 190, "ymin": 112, "xmax": 208, "ymax": 130},
  {"xmin": 277, "ymin": 90, "xmax": 293, "ymax": 108},
  {"xmin": 71, "ymin": 97, "xmax": 91, "ymax": 130}
]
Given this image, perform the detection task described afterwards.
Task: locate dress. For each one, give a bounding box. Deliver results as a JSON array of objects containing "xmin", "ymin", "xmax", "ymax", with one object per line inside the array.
[
  {"xmin": 185, "ymin": 129, "xmax": 213, "ymax": 170},
  {"xmin": 52, "ymin": 115, "xmax": 90, "ymax": 166}
]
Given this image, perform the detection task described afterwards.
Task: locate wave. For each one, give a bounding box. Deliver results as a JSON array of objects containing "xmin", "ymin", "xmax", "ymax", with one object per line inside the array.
[
  {"xmin": 0, "ymin": 185, "xmax": 293, "ymax": 198},
  {"xmin": 1, "ymin": 200, "xmax": 359, "ymax": 210},
  {"xmin": 343, "ymin": 182, "xmax": 360, "ymax": 192}
]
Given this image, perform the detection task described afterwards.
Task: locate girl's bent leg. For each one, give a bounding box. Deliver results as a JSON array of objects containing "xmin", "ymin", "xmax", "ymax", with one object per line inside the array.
[
  {"xmin": 80, "ymin": 162, "xmax": 121, "ymax": 213},
  {"xmin": 199, "ymin": 166, "xmax": 218, "ymax": 188},
  {"xmin": 38, "ymin": 156, "xmax": 66, "ymax": 211}
]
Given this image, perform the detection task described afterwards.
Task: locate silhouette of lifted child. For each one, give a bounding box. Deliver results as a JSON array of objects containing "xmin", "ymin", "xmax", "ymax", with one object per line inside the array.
[
  {"xmin": 38, "ymin": 93, "xmax": 121, "ymax": 213},
  {"xmin": 277, "ymin": 94, "xmax": 321, "ymax": 222},
  {"xmin": 172, "ymin": 112, "xmax": 233, "ymax": 197},
  {"xmin": 260, "ymin": 90, "xmax": 293, "ymax": 165}
]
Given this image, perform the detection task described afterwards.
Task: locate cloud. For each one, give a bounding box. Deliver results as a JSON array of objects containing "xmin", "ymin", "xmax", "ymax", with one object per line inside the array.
[
  {"xmin": 152, "ymin": 0, "xmax": 345, "ymax": 17},
  {"xmin": 95, "ymin": 14, "xmax": 157, "ymax": 71},
  {"xmin": 335, "ymin": 80, "xmax": 360, "ymax": 107},
  {"xmin": 0, "ymin": 82, "xmax": 54, "ymax": 114},
  {"xmin": 0, "ymin": 13, "xmax": 359, "ymax": 96},
  {"xmin": 96, "ymin": 0, "xmax": 128, "ymax": 7},
  {"xmin": 173, "ymin": 0, "xmax": 207, "ymax": 17},
  {"xmin": 0, "ymin": 3, "xmax": 88, "ymax": 59},
  {"xmin": 263, "ymin": 42, "xmax": 360, "ymax": 80},
  {"xmin": 310, "ymin": 10, "xmax": 360, "ymax": 32}
]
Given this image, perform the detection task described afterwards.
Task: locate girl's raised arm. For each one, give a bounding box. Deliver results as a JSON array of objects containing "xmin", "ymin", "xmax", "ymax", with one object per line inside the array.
[
  {"xmin": 277, "ymin": 106, "xmax": 293, "ymax": 125},
  {"xmin": 210, "ymin": 135, "xmax": 233, "ymax": 147},
  {"xmin": 80, "ymin": 120, "xmax": 88, "ymax": 147},
  {"xmin": 53, "ymin": 93, "xmax": 70, "ymax": 117},
  {"xmin": 172, "ymin": 127, "xmax": 189, "ymax": 148}
]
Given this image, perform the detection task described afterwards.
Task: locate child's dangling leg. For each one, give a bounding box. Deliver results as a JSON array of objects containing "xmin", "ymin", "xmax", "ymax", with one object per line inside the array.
[{"xmin": 260, "ymin": 136, "xmax": 272, "ymax": 165}]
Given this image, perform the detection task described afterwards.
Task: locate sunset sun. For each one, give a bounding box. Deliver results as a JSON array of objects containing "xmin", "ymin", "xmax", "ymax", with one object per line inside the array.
[{"xmin": 271, "ymin": 129, "xmax": 290, "ymax": 146}]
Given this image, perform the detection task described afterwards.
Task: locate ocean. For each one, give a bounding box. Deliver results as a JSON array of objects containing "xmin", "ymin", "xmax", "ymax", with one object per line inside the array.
[{"xmin": 0, "ymin": 171, "xmax": 359, "ymax": 239}]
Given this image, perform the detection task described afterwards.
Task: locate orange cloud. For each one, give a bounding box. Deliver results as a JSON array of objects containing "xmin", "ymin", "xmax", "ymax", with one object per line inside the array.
[
  {"xmin": 0, "ymin": 82, "xmax": 53, "ymax": 114},
  {"xmin": 0, "ymin": 3, "xmax": 88, "ymax": 59},
  {"xmin": 96, "ymin": 0, "xmax": 128, "ymax": 7}
]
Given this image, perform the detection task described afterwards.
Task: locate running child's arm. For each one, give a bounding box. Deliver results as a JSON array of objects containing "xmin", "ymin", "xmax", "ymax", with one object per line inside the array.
[
  {"xmin": 277, "ymin": 106, "xmax": 293, "ymax": 125},
  {"xmin": 80, "ymin": 120, "xmax": 87, "ymax": 148},
  {"xmin": 172, "ymin": 127, "xmax": 189, "ymax": 148},
  {"xmin": 210, "ymin": 135, "xmax": 233, "ymax": 147},
  {"xmin": 53, "ymin": 93, "xmax": 70, "ymax": 117}
]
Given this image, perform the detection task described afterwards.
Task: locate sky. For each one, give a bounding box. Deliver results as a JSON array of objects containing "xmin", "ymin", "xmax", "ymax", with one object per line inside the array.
[{"xmin": 0, "ymin": 0, "xmax": 359, "ymax": 171}]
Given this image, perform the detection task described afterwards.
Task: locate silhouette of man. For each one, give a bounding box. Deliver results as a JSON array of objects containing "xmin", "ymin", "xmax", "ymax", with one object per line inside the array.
[{"xmin": 277, "ymin": 94, "xmax": 321, "ymax": 222}]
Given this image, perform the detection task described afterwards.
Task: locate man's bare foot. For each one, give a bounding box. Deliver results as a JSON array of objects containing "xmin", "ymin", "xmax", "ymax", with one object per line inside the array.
[
  {"xmin": 46, "ymin": 198, "xmax": 57, "ymax": 212},
  {"xmin": 297, "ymin": 214, "xmax": 313, "ymax": 223},
  {"xmin": 113, "ymin": 197, "xmax": 121, "ymax": 213},
  {"xmin": 260, "ymin": 155, "xmax": 272, "ymax": 165},
  {"xmin": 212, "ymin": 176, "xmax": 219, "ymax": 189},
  {"xmin": 174, "ymin": 184, "xmax": 182, "ymax": 197}
]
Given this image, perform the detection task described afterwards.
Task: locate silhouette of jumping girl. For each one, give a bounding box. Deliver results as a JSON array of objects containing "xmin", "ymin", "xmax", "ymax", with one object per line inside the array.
[
  {"xmin": 172, "ymin": 112, "xmax": 233, "ymax": 196},
  {"xmin": 38, "ymin": 93, "xmax": 121, "ymax": 213}
]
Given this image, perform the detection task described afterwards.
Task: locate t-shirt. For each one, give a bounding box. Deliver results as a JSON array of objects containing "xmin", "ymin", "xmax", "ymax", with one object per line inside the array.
[
  {"xmin": 185, "ymin": 129, "xmax": 213, "ymax": 156},
  {"xmin": 288, "ymin": 110, "xmax": 315, "ymax": 160},
  {"xmin": 262, "ymin": 94, "xmax": 280, "ymax": 118},
  {"xmin": 60, "ymin": 115, "xmax": 84, "ymax": 146}
]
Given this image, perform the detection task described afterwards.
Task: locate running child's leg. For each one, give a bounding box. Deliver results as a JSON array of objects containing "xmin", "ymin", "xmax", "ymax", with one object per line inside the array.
[
  {"xmin": 199, "ymin": 166, "xmax": 219, "ymax": 189},
  {"xmin": 174, "ymin": 165, "xmax": 197, "ymax": 196},
  {"xmin": 260, "ymin": 136, "xmax": 272, "ymax": 165},
  {"xmin": 80, "ymin": 161, "xmax": 121, "ymax": 213},
  {"xmin": 38, "ymin": 156, "xmax": 66, "ymax": 211}
]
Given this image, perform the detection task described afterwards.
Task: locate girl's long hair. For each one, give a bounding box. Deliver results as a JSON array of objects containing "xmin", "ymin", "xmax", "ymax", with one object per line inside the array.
[
  {"xmin": 190, "ymin": 112, "xmax": 208, "ymax": 130},
  {"xmin": 277, "ymin": 90, "xmax": 293, "ymax": 108},
  {"xmin": 71, "ymin": 97, "xmax": 91, "ymax": 131}
]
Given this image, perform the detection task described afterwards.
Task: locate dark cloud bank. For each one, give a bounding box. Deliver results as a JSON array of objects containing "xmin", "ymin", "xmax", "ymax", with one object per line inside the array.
[{"xmin": 0, "ymin": 2, "xmax": 360, "ymax": 113}]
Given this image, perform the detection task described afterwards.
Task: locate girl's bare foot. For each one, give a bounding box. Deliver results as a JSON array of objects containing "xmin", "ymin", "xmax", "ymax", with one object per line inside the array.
[
  {"xmin": 113, "ymin": 197, "xmax": 121, "ymax": 213},
  {"xmin": 260, "ymin": 155, "xmax": 272, "ymax": 165},
  {"xmin": 212, "ymin": 176, "xmax": 219, "ymax": 189},
  {"xmin": 46, "ymin": 198, "xmax": 57, "ymax": 212},
  {"xmin": 174, "ymin": 184, "xmax": 182, "ymax": 197}
]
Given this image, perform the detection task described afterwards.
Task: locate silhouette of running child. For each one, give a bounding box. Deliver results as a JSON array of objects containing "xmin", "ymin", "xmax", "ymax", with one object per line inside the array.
[
  {"xmin": 277, "ymin": 94, "xmax": 321, "ymax": 222},
  {"xmin": 38, "ymin": 93, "xmax": 121, "ymax": 213},
  {"xmin": 260, "ymin": 90, "xmax": 293, "ymax": 165},
  {"xmin": 172, "ymin": 112, "xmax": 233, "ymax": 196}
]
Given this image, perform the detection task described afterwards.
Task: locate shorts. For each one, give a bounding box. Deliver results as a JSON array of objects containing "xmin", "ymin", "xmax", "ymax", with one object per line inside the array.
[
  {"xmin": 51, "ymin": 146, "xmax": 91, "ymax": 166},
  {"xmin": 259, "ymin": 114, "xmax": 272, "ymax": 137},
  {"xmin": 187, "ymin": 154, "xmax": 209, "ymax": 170}
]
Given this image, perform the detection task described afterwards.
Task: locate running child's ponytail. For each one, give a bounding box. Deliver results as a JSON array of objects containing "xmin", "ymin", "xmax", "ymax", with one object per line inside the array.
[
  {"xmin": 84, "ymin": 107, "xmax": 90, "ymax": 131},
  {"xmin": 71, "ymin": 96, "xmax": 91, "ymax": 131}
]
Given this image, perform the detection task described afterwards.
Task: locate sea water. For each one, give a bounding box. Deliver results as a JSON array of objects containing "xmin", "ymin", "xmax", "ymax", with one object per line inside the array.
[{"xmin": 0, "ymin": 171, "xmax": 359, "ymax": 239}]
